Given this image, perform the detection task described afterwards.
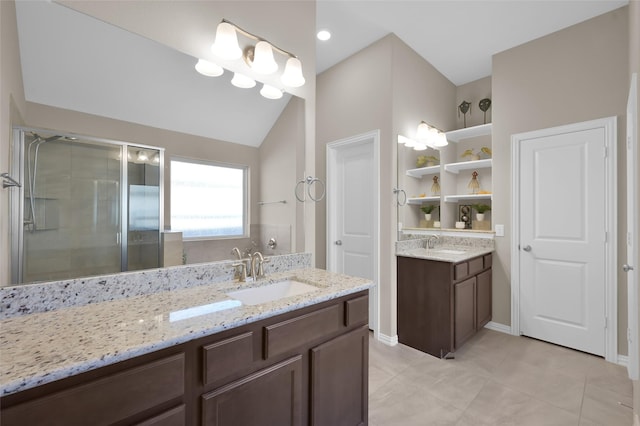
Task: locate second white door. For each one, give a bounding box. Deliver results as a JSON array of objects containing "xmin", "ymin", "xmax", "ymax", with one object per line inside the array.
[
  {"xmin": 518, "ymin": 121, "xmax": 610, "ymax": 356},
  {"xmin": 327, "ymin": 131, "xmax": 378, "ymax": 331}
]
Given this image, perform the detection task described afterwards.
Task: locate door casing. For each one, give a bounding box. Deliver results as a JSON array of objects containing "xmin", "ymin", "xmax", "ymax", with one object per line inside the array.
[{"xmin": 511, "ymin": 116, "xmax": 617, "ymax": 363}]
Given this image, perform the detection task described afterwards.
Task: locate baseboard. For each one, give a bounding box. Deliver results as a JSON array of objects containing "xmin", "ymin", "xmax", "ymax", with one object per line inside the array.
[
  {"xmin": 484, "ymin": 321, "xmax": 512, "ymax": 335},
  {"xmin": 618, "ymin": 354, "xmax": 629, "ymax": 368},
  {"xmin": 378, "ymin": 333, "xmax": 398, "ymax": 346},
  {"xmin": 634, "ymin": 413, "xmax": 640, "ymax": 426}
]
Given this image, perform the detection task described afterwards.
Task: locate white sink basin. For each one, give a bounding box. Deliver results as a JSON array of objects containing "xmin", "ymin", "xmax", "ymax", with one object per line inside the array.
[
  {"xmin": 430, "ymin": 249, "xmax": 467, "ymax": 255},
  {"xmin": 226, "ymin": 280, "xmax": 319, "ymax": 306}
]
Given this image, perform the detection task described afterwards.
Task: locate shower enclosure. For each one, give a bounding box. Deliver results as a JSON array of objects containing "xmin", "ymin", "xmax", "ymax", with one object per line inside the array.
[{"xmin": 10, "ymin": 128, "xmax": 164, "ymax": 284}]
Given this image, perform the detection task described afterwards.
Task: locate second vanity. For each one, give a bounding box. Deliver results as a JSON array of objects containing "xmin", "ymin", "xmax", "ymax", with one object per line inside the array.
[
  {"xmin": 0, "ymin": 260, "xmax": 371, "ymax": 425},
  {"xmin": 396, "ymin": 234, "xmax": 494, "ymax": 358}
]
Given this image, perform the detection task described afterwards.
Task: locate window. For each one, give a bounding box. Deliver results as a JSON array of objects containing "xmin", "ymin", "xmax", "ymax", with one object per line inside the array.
[{"xmin": 170, "ymin": 158, "xmax": 247, "ymax": 239}]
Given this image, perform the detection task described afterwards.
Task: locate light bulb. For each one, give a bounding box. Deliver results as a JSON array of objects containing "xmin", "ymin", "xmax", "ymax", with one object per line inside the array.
[
  {"xmin": 137, "ymin": 150, "xmax": 149, "ymax": 162},
  {"xmin": 251, "ymin": 41, "xmax": 278, "ymax": 74},
  {"xmin": 281, "ymin": 57, "xmax": 305, "ymax": 87},
  {"xmin": 231, "ymin": 73, "xmax": 256, "ymax": 89},
  {"xmin": 260, "ymin": 84, "xmax": 283, "ymax": 99},
  {"xmin": 317, "ymin": 30, "xmax": 331, "ymax": 41},
  {"xmin": 212, "ymin": 22, "xmax": 242, "ymax": 60},
  {"xmin": 195, "ymin": 59, "xmax": 223, "ymax": 77}
]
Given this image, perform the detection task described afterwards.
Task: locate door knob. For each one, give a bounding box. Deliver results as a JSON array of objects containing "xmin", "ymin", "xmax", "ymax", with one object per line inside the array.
[
  {"xmin": 623, "ymin": 264, "xmax": 634, "ymax": 272},
  {"xmin": 335, "ymin": 240, "xmax": 342, "ymax": 245},
  {"xmin": 522, "ymin": 245, "xmax": 532, "ymax": 252}
]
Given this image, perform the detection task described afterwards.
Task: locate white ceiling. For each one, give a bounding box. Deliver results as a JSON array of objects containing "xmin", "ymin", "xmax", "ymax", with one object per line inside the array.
[
  {"xmin": 316, "ymin": 0, "xmax": 628, "ymax": 85},
  {"xmin": 15, "ymin": 1, "xmax": 629, "ymax": 146}
]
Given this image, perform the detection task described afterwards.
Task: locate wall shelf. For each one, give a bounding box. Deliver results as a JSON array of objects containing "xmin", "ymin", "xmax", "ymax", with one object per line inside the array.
[
  {"xmin": 444, "ymin": 194, "xmax": 492, "ymax": 203},
  {"xmin": 406, "ymin": 165, "xmax": 440, "ymax": 178},
  {"xmin": 407, "ymin": 196, "xmax": 440, "ymax": 205},
  {"xmin": 446, "ymin": 123, "xmax": 492, "ymax": 143},
  {"xmin": 444, "ymin": 159, "xmax": 492, "ymax": 174}
]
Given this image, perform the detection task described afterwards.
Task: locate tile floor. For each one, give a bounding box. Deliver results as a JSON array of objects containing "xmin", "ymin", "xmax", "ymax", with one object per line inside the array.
[{"xmin": 369, "ymin": 329, "xmax": 633, "ymax": 425}]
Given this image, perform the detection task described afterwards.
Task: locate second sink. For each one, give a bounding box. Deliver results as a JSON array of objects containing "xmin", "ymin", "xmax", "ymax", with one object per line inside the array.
[{"xmin": 226, "ymin": 280, "xmax": 319, "ymax": 306}]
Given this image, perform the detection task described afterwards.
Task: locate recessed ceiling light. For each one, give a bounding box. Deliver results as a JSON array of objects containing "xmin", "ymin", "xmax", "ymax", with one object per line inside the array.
[{"xmin": 317, "ymin": 30, "xmax": 331, "ymax": 41}]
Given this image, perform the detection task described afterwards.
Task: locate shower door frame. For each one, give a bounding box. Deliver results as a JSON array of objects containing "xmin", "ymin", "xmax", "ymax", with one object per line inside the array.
[{"xmin": 10, "ymin": 126, "xmax": 165, "ymax": 284}]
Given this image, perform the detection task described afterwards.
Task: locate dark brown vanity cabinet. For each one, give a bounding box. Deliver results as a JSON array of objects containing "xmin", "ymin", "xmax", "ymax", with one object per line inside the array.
[
  {"xmin": 1, "ymin": 291, "xmax": 369, "ymax": 426},
  {"xmin": 397, "ymin": 254, "xmax": 492, "ymax": 357}
]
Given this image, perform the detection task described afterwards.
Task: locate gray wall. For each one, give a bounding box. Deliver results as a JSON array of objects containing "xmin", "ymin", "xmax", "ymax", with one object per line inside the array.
[
  {"xmin": 317, "ymin": 34, "xmax": 456, "ymax": 339},
  {"xmin": 492, "ymin": 7, "xmax": 629, "ymax": 356}
]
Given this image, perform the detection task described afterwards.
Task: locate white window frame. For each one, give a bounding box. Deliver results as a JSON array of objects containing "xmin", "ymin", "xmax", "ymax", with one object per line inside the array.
[{"xmin": 170, "ymin": 157, "xmax": 248, "ymax": 240}]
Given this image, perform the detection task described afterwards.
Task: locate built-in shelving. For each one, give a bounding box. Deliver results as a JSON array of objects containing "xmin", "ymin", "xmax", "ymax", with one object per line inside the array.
[
  {"xmin": 406, "ymin": 165, "xmax": 440, "ymax": 178},
  {"xmin": 445, "ymin": 123, "xmax": 492, "ymax": 143},
  {"xmin": 444, "ymin": 194, "xmax": 492, "ymax": 203},
  {"xmin": 444, "ymin": 159, "xmax": 492, "ymax": 174},
  {"xmin": 407, "ymin": 196, "xmax": 440, "ymax": 205}
]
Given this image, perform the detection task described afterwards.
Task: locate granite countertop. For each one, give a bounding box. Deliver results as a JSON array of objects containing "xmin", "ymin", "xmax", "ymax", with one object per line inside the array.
[
  {"xmin": 396, "ymin": 246, "xmax": 494, "ymax": 263},
  {"xmin": 0, "ymin": 268, "xmax": 372, "ymax": 396}
]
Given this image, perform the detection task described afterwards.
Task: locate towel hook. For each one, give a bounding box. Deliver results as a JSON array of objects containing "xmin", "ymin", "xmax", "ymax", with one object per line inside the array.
[{"xmin": 1, "ymin": 173, "xmax": 21, "ymax": 189}]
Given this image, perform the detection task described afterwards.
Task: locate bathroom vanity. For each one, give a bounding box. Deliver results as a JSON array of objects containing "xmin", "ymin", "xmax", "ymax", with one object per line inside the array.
[
  {"xmin": 396, "ymin": 241, "xmax": 493, "ymax": 358},
  {"xmin": 0, "ymin": 265, "xmax": 371, "ymax": 425}
]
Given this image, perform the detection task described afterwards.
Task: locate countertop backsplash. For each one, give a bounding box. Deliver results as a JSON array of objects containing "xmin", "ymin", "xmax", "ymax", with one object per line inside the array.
[
  {"xmin": 0, "ymin": 253, "xmax": 312, "ymax": 320},
  {"xmin": 396, "ymin": 234, "xmax": 495, "ymax": 253}
]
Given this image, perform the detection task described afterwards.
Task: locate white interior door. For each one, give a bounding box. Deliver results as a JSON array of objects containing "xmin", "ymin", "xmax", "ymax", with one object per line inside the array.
[
  {"xmin": 327, "ymin": 131, "xmax": 379, "ymax": 332},
  {"xmin": 626, "ymin": 73, "xmax": 638, "ymax": 379},
  {"xmin": 519, "ymin": 123, "xmax": 609, "ymax": 356}
]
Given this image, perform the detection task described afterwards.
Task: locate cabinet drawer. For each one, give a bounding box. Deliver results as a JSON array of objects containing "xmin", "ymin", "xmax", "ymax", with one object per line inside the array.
[
  {"xmin": 264, "ymin": 304, "xmax": 341, "ymax": 359},
  {"xmin": 135, "ymin": 404, "xmax": 185, "ymax": 426},
  {"xmin": 454, "ymin": 262, "xmax": 468, "ymax": 281},
  {"xmin": 468, "ymin": 257, "xmax": 484, "ymax": 275},
  {"xmin": 345, "ymin": 295, "xmax": 369, "ymax": 327},
  {"xmin": 202, "ymin": 332, "xmax": 253, "ymax": 386},
  {"xmin": 2, "ymin": 353, "xmax": 185, "ymax": 426},
  {"xmin": 484, "ymin": 253, "xmax": 493, "ymax": 268}
]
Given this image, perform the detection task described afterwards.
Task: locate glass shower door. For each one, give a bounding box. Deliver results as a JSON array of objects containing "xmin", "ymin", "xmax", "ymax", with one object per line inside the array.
[
  {"xmin": 20, "ymin": 132, "xmax": 122, "ymax": 283},
  {"xmin": 125, "ymin": 146, "xmax": 161, "ymax": 271}
]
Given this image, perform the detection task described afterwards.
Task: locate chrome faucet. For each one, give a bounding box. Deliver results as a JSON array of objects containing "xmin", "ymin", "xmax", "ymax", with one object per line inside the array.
[
  {"xmin": 231, "ymin": 247, "xmax": 242, "ymax": 260},
  {"xmin": 427, "ymin": 234, "xmax": 439, "ymax": 249}
]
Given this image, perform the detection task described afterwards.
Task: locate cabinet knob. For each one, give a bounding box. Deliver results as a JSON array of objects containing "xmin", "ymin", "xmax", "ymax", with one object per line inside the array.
[
  {"xmin": 623, "ymin": 264, "xmax": 634, "ymax": 272},
  {"xmin": 522, "ymin": 245, "xmax": 532, "ymax": 252},
  {"xmin": 335, "ymin": 240, "xmax": 342, "ymax": 246}
]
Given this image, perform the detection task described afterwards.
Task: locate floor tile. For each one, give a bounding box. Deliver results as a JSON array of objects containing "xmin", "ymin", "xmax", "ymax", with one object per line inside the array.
[
  {"xmin": 457, "ymin": 380, "xmax": 579, "ymax": 426},
  {"xmin": 368, "ymin": 330, "xmax": 633, "ymax": 425},
  {"xmin": 579, "ymin": 382, "xmax": 633, "ymax": 425}
]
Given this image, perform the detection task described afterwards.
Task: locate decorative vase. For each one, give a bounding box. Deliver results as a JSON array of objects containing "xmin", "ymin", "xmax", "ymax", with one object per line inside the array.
[
  {"xmin": 424, "ymin": 214, "xmax": 432, "ymax": 221},
  {"xmin": 471, "ymin": 154, "xmax": 481, "ymax": 161},
  {"xmin": 477, "ymin": 213, "xmax": 485, "ymax": 221}
]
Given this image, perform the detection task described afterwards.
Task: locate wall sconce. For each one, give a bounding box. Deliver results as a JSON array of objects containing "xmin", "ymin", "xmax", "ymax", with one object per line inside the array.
[{"xmin": 195, "ymin": 19, "xmax": 305, "ymax": 99}]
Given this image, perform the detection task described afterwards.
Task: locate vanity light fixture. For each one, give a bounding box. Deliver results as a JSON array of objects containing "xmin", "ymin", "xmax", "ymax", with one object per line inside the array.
[
  {"xmin": 260, "ymin": 83, "xmax": 283, "ymax": 99},
  {"xmin": 197, "ymin": 19, "xmax": 305, "ymax": 98},
  {"xmin": 231, "ymin": 72, "xmax": 256, "ymax": 89},
  {"xmin": 416, "ymin": 121, "xmax": 448, "ymax": 149},
  {"xmin": 195, "ymin": 59, "xmax": 224, "ymax": 77}
]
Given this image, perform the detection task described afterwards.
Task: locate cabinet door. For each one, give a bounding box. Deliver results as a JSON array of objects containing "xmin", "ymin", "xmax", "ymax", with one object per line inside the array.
[
  {"xmin": 454, "ymin": 277, "xmax": 476, "ymax": 349},
  {"xmin": 201, "ymin": 355, "xmax": 302, "ymax": 426},
  {"xmin": 310, "ymin": 326, "xmax": 368, "ymax": 426},
  {"xmin": 476, "ymin": 269, "xmax": 492, "ymax": 329}
]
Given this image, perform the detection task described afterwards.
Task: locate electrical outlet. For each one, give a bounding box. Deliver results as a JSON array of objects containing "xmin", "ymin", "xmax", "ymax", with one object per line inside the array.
[{"xmin": 495, "ymin": 224, "xmax": 505, "ymax": 237}]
